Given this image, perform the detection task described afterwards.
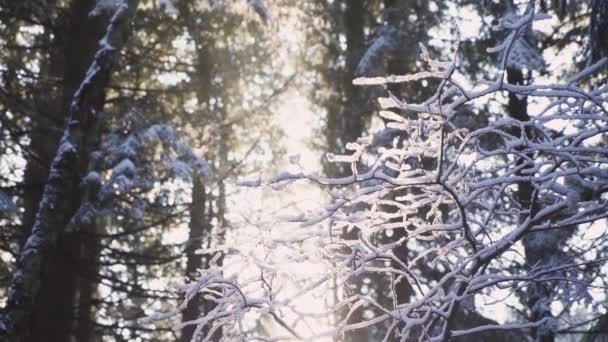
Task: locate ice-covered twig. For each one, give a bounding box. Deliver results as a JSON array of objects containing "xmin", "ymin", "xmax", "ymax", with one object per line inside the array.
[{"xmin": 150, "ymin": 7, "xmax": 608, "ymax": 341}]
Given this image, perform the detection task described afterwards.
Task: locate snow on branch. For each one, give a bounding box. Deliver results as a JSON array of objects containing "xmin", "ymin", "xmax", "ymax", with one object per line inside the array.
[
  {"xmin": 146, "ymin": 8, "xmax": 608, "ymax": 342},
  {"xmin": 247, "ymin": 0, "xmax": 270, "ymax": 24},
  {"xmin": 0, "ymin": 0, "xmax": 140, "ymax": 338}
]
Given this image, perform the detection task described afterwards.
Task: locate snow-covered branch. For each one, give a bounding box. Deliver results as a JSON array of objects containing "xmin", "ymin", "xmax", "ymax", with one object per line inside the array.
[{"xmin": 146, "ymin": 6, "xmax": 608, "ymax": 341}]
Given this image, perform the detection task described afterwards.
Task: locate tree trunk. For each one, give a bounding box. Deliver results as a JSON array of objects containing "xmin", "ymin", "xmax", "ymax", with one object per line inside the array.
[
  {"xmin": 178, "ymin": 8, "xmax": 216, "ymax": 339},
  {"xmin": 181, "ymin": 173, "xmax": 209, "ymax": 342},
  {"xmin": 326, "ymin": 0, "xmax": 370, "ymax": 179},
  {"xmin": 22, "ymin": 0, "xmax": 105, "ymax": 247},
  {"xmin": 29, "ymin": 2, "xmax": 108, "ymax": 341},
  {"xmin": 74, "ymin": 228, "xmax": 102, "ymax": 342},
  {"xmin": 588, "ymin": 0, "xmax": 608, "ymax": 65},
  {"xmin": 507, "ymin": 67, "xmax": 554, "ymax": 342},
  {"xmin": 19, "ymin": 0, "xmax": 107, "ymax": 340},
  {"xmin": 0, "ymin": 1, "xmax": 139, "ymax": 340},
  {"xmin": 582, "ymin": 315, "xmax": 608, "ymax": 342},
  {"xmin": 340, "ymin": 2, "xmax": 373, "ymax": 341},
  {"xmin": 342, "ymin": 0, "xmax": 367, "ymax": 147}
]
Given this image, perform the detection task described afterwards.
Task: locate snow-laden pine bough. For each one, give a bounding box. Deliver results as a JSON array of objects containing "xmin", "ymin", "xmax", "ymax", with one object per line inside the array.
[
  {"xmin": 142, "ymin": 5, "xmax": 608, "ymax": 342},
  {"xmin": 0, "ymin": 0, "xmax": 140, "ymax": 338}
]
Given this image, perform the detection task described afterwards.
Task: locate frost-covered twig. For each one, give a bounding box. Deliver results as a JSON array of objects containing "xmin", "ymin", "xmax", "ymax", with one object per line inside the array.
[{"xmin": 147, "ymin": 6, "xmax": 608, "ymax": 341}]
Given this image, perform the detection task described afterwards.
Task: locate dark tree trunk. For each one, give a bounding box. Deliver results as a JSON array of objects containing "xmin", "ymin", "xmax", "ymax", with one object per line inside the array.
[
  {"xmin": 588, "ymin": 0, "xmax": 608, "ymax": 65},
  {"xmin": 507, "ymin": 67, "xmax": 554, "ymax": 342},
  {"xmin": 326, "ymin": 0, "xmax": 371, "ymax": 179},
  {"xmin": 74, "ymin": 229, "xmax": 102, "ymax": 342},
  {"xmin": 23, "ymin": 1, "xmax": 108, "ymax": 340},
  {"xmin": 0, "ymin": 1, "xmax": 139, "ymax": 340},
  {"xmin": 342, "ymin": 0, "xmax": 367, "ymax": 147},
  {"xmin": 339, "ymin": 2, "xmax": 373, "ymax": 341},
  {"xmin": 176, "ymin": 4, "xmax": 229, "ymax": 339},
  {"xmin": 582, "ymin": 314, "xmax": 608, "ymax": 342},
  {"xmin": 22, "ymin": 0, "xmax": 105, "ymax": 248},
  {"xmin": 181, "ymin": 173, "xmax": 209, "ymax": 342}
]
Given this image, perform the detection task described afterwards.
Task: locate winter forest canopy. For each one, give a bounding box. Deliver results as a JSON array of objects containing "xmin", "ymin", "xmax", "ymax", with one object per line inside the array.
[{"xmin": 0, "ymin": 0, "xmax": 607, "ymax": 341}]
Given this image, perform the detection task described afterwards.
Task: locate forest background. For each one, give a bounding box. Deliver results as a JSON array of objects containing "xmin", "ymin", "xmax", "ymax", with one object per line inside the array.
[{"xmin": 0, "ymin": 0, "xmax": 607, "ymax": 341}]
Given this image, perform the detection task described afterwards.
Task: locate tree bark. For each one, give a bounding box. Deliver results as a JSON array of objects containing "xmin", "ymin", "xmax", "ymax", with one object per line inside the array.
[
  {"xmin": 588, "ymin": 0, "xmax": 608, "ymax": 65},
  {"xmin": 175, "ymin": 4, "xmax": 230, "ymax": 339},
  {"xmin": 582, "ymin": 315, "xmax": 608, "ymax": 342},
  {"xmin": 507, "ymin": 66, "xmax": 554, "ymax": 342},
  {"xmin": 0, "ymin": 1, "xmax": 139, "ymax": 340},
  {"xmin": 325, "ymin": 0, "xmax": 371, "ymax": 179},
  {"xmin": 342, "ymin": 0, "xmax": 367, "ymax": 147},
  {"xmin": 22, "ymin": 1, "xmax": 107, "ymax": 341},
  {"xmin": 181, "ymin": 173, "xmax": 209, "ymax": 342}
]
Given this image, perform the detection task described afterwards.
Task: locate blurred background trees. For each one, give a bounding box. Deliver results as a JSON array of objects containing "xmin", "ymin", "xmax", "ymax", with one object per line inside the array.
[
  {"xmin": 0, "ymin": 0, "xmax": 289, "ymax": 340},
  {"xmin": 0, "ymin": 0, "xmax": 606, "ymax": 341}
]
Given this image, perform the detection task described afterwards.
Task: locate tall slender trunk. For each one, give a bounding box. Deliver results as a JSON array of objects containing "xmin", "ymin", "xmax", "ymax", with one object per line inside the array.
[
  {"xmin": 74, "ymin": 229, "xmax": 102, "ymax": 342},
  {"xmin": 507, "ymin": 67, "xmax": 554, "ymax": 342},
  {"xmin": 326, "ymin": 0, "xmax": 369, "ymax": 179},
  {"xmin": 0, "ymin": 1, "xmax": 139, "ymax": 340},
  {"xmin": 343, "ymin": 0, "xmax": 367, "ymax": 147},
  {"xmin": 178, "ymin": 8, "xmax": 225, "ymax": 338},
  {"xmin": 181, "ymin": 173, "xmax": 208, "ymax": 342},
  {"xmin": 22, "ymin": 0, "xmax": 105, "ymax": 246},
  {"xmin": 24, "ymin": 1, "xmax": 107, "ymax": 340},
  {"xmin": 588, "ymin": 0, "xmax": 608, "ymax": 65},
  {"xmin": 339, "ymin": 2, "xmax": 372, "ymax": 341},
  {"xmin": 21, "ymin": 14, "xmax": 64, "ymax": 251}
]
